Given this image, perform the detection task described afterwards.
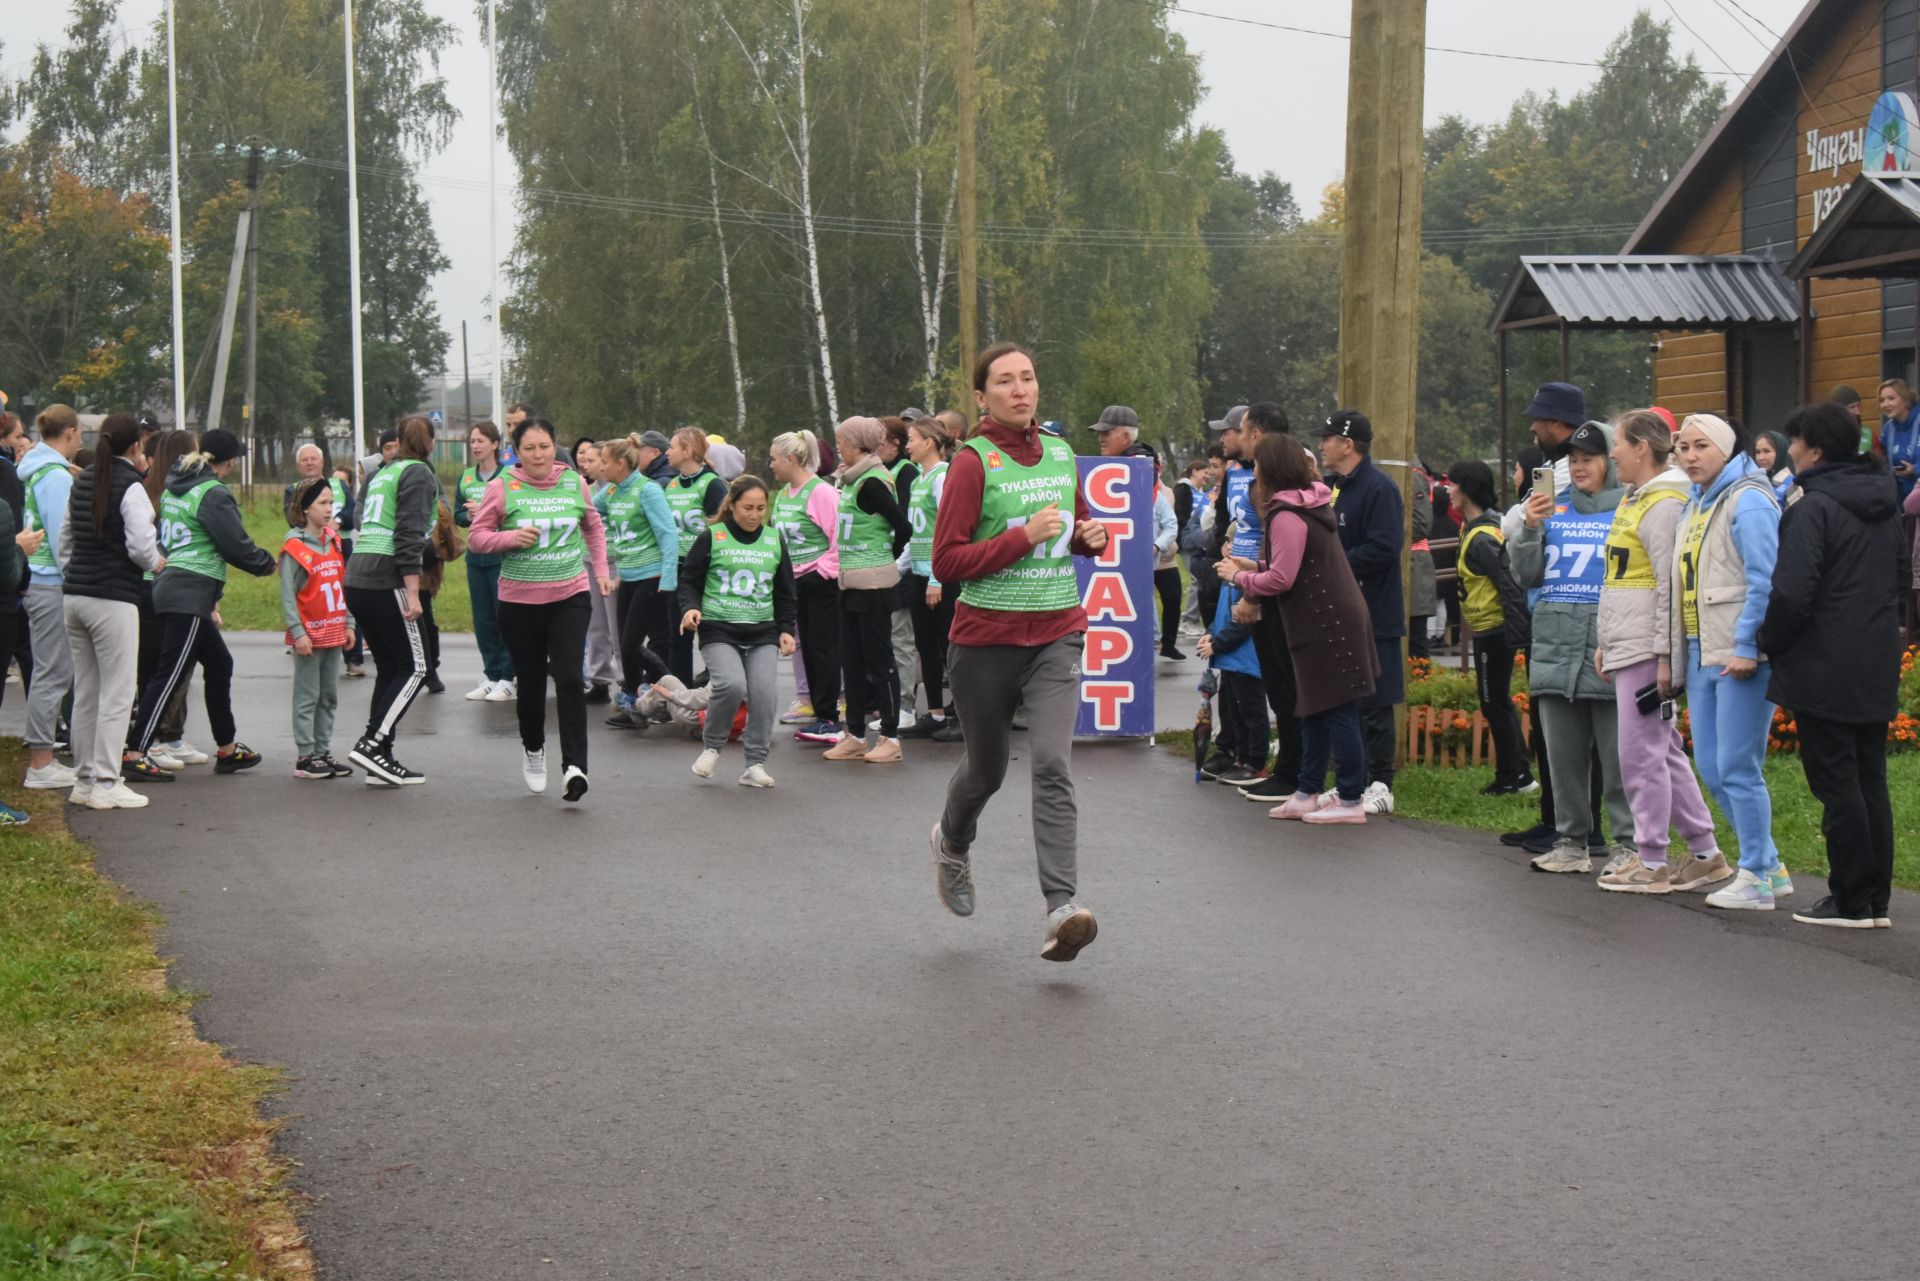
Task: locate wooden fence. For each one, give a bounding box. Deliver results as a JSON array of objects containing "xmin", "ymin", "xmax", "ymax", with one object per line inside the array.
[{"xmin": 1401, "ymin": 704, "xmax": 1532, "ymax": 769}]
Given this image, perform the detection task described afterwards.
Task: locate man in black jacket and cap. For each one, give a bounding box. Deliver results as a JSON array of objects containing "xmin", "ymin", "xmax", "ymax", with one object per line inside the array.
[
  {"xmin": 1312, "ymin": 409, "xmax": 1405, "ymax": 814},
  {"xmin": 1761, "ymin": 401, "xmax": 1911, "ymax": 929}
]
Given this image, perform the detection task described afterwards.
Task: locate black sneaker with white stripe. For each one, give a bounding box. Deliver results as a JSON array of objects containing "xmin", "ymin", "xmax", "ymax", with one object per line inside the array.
[{"xmin": 350, "ymin": 737, "xmax": 424, "ymax": 786}]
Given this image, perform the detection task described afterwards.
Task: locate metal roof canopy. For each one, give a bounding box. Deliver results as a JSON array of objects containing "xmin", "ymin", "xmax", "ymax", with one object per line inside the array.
[
  {"xmin": 1490, "ymin": 255, "xmax": 1801, "ymax": 333},
  {"xmin": 1788, "ymin": 175, "xmax": 1920, "ymax": 280}
]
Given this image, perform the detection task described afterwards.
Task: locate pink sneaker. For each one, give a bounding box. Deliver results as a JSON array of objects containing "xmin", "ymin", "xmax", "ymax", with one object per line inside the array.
[
  {"xmin": 1302, "ymin": 801, "xmax": 1367, "ymax": 825},
  {"xmin": 1268, "ymin": 793, "xmax": 1320, "ymax": 820}
]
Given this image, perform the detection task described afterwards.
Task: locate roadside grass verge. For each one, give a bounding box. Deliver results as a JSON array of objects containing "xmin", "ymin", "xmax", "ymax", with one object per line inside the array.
[
  {"xmin": 1154, "ymin": 727, "xmax": 1920, "ymax": 891},
  {"xmin": 211, "ymin": 494, "xmax": 474, "ymax": 633},
  {"xmin": 0, "ymin": 740, "xmax": 308, "ymax": 1280}
]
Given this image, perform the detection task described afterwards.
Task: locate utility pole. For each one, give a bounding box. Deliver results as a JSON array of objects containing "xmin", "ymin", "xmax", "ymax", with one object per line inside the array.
[
  {"xmin": 955, "ymin": 0, "xmax": 979, "ymax": 394},
  {"xmin": 1338, "ymin": 0, "xmax": 1426, "ymax": 729},
  {"xmin": 461, "ymin": 320, "xmax": 475, "ymax": 428},
  {"xmin": 242, "ymin": 141, "xmax": 263, "ymax": 486}
]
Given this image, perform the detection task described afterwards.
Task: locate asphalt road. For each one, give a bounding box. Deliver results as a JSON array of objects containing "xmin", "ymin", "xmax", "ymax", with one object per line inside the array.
[{"xmin": 13, "ymin": 633, "xmax": 1920, "ymax": 1280}]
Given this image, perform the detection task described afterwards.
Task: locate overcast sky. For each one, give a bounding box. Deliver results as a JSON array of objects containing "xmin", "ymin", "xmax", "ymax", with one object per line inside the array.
[{"xmin": 5, "ymin": 0, "xmax": 1812, "ymax": 390}]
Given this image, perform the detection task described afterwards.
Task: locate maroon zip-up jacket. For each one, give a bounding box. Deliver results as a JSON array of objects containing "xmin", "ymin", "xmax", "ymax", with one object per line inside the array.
[{"xmin": 932, "ymin": 416, "xmax": 1098, "ymax": 648}]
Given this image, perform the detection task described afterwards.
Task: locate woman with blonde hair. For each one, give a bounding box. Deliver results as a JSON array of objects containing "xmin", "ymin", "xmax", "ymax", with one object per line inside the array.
[
  {"xmin": 769, "ymin": 428, "xmax": 842, "ymax": 740},
  {"xmin": 822, "ymin": 416, "xmax": 912, "ymax": 763},
  {"xmin": 663, "ymin": 427, "xmax": 728, "ymax": 681},
  {"xmin": 899, "ymin": 414, "xmax": 960, "ymax": 739},
  {"xmin": 17, "ymin": 404, "xmax": 82, "ymax": 789}
]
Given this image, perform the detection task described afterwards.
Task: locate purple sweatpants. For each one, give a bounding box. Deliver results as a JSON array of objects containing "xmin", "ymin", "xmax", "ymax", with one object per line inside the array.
[{"xmin": 1611, "ymin": 657, "xmax": 1716, "ymax": 866}]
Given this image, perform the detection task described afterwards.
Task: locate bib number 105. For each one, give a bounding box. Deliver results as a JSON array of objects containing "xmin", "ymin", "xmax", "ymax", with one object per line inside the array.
[{"xmin": 715, "ymin": 569, "xmax": 772, "ymax": 598}]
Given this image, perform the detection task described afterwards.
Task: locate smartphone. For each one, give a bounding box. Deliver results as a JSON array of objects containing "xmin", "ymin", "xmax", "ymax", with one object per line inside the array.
[{"xmin": 1531, "ymin": 465, "xmax": 1555, "ymax": 497}]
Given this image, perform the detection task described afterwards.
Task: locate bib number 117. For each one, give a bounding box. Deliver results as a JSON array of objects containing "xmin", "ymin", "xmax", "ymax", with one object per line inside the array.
[{"xmin": 1007, "ymin": 515, "xmax": 1071, "ymax": 560}]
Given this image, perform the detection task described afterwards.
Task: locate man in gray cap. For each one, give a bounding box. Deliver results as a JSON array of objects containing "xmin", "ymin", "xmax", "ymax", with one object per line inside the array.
[
  {"xmin": 1089, "ymin": 405, "xmax": 1141, "ymax": 457},
  {"xmin": 636, "ymin": 430, "xmax": 675, "ymax": 486}
]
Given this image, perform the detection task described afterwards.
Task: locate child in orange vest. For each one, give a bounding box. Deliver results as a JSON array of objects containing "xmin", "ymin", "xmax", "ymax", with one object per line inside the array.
[{"xmin": 282, "ymin": 479, "xmax": 356, "ymax": 779}]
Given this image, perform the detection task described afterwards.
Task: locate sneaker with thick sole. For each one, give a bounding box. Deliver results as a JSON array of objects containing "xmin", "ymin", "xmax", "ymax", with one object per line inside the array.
[
  {"xmin": 1598, "ymin": 856, "xmax": 1671, "ymax": 894},
  {"xmin": 1303, "ymin": 801, "xmax": 1367, "ymax": 825},
  {"xmin": 1530, "ymin": 840, "xmax": 1593, "ymax": 874},
  {"xmin": 465, "ymin": 679, "xmax": 495, "ymax": 700},
  {"xmin": 795, "ymin": 720, "xmax": 842, "ymax": 745},
  {"xmin": 1361, "ymin": 781, "xmax": 1395, "ymax": 815},
  {"xmin": 562, "ymin": 766, "xmax": 588, "ymax": 802},
  {"xmin": 1216, "ymin": 765, "xmax": 1266, "ymax": 787},
  {"xmin": 1792, "ymin": 895, "xmax": 1873, "ymax": 928},
  {"xmin": 350, "ymin": 737, "xmax": 406, "ymax": 786},
  {"xmin": 691, "ymin": 748, "xmax": 720, "ymax": 778},
  {"xmin": 778, "ymin": 699, "xmax": 815, "ymax": 725},
  {"xmin": 320, "ymin": 754, "xmax": 355, "ymax": 778},
  {"xmin": 294, "ymin": 755, "xmax": 334, "ymax": 779},
  {"xmin": 23, "ymin": 762, "xmax": 78, "ymax": 790},
  {"xmin": 864, "ymin": 737, "xmax": 903, "ymax": 764},
  {"xmin": 483, "ymin": 680, "xmax": 516, "ymax": 702},
  {"xmin": 932, "ymin": 824, "xmax": 974, "ymax": 917},
  {"xmin": 739, "ymin": 764, "xmax": 775, "ymax": 788},
  {"xmin": 68, "ymin": 782, "xmax": 94, "ymax": 806},
  {"xmin": 1240, "ymin": 774, "xmax": 1294, "ymax": 801},
  {"xmin": 1769, "ymin": 864, "xmax": 1793, "ymax": 898},
  {"xmin": 1197, "ymin": 751, "xmax": 1236, "ymax": 781},
  {"xmin": 823, "ymin": 735, "xmax": 870, "ymax": 761},
  {"xmin": 523, "ymin": 749, "xmax": 548, "ymax": 794},
  {"xmin": 214, "ymin": 743, "xmax": 262, "ymax": 774},
  {"xmin": 1042, "ymin": 902, "xmax": 1097, "ymax": 961},
  {"xmin": 146, "ymin": 749, "xmax": 187, "ymax": 771},
  {"xmin": 1671, "ymin": 852, "xmax": 1735, "ymax": 893},
  {"xmin": 124, "ymin": 755, "xmax": 175, "ymax": 784},
  {"xmin": 157, "ymin": 740, "xmax": 210, "ymax": 765},
  {"xmin": 1599, "ymin": 844, "xmax": 1637, "ymax": 877},
  {"xmin": 1706, "ymin": 868, "xmax": 1774, "ymax": 910},
  {"xmin": 85, "ymin": 782, "xmax": 150, "ymax": 810}
]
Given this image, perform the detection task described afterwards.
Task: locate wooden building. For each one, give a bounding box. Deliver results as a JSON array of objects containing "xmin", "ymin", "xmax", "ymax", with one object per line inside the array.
[{"xmin": 1492, "ymin": 0, "xmax": 1920, "ymax": 431}]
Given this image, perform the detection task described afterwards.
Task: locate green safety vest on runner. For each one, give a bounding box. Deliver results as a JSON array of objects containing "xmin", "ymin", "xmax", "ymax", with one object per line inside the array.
[
  {"xmin": 772, "ymin": 477, "xmax": 831, "ymax": 570},
  {"xmin": 956, "ymin": 436, "xmax": 1080, "ymax": 613},
  {"xmin": 156, "ymin": 476, "xmax": 230, "ymax": 582},
  {"xmin": 701, "ymin": 526, "xmax": 782, "ymax": 624},
  {"xmin": 601, "ymin": 477, "xmax": 661, "ymax": 573},
  {"xmin": 665, "ymin": 472, "xmax": 721, "ymax": 553},
  {"xmin": 354, "ymin": 458, "xmax": 433, "ymax": 558},
  {"xmin": 837, "ymin": 473, "xmax": 897, "ymax": 572},
  {"xmin": 908, "ymin": 460, "xmax": 947, "ymax": 571},
  {"xmin": 500, "ymin": 475, "xmax": 589, "ymax": 584},
  {"xmin": 20, "ymin": 463, "xmax": 61, "ymax": 573}
]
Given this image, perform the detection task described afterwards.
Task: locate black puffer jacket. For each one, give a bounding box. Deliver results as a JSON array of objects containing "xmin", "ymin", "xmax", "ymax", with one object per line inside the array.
[
  {"xmin": 63, "ymin": 457, "xmax": 149, "ymax": 605},
  {"xmin": 1759, "ymin": 456, "xmax": 1911, "ymax": 722}
]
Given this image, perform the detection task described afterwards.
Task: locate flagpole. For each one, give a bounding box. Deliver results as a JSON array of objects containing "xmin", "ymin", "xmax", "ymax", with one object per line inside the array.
[
  {"xmin": 487, "ymin": 0, "xmax": 504, "ymax": 426},
  {"xmin": 344, "ymin": 0, "xmax": 368, "ymax": 459},
  {"xmin": 165, "ymin": 0, "xmax": 187, "ymax": 428}
]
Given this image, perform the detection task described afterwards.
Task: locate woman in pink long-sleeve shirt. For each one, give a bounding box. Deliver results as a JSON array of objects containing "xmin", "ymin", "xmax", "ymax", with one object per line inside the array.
[{"xmin": 468, "ymin": 418, "xmax": 614, "ymax": 803}]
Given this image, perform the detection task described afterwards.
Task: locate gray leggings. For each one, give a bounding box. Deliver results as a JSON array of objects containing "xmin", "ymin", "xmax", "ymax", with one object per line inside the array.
[
  {"xmin": 700, "ymin": 640, "xmax": 777, "ymax": 766},
  {"xmin": 940, "ymin": 634, "xmax": 1085, "ymax": 911}
]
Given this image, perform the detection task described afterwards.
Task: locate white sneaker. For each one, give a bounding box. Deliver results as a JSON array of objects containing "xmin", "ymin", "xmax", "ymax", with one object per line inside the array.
[
  {"xmin": 147, "ymin": 749, "xmax": 186, "ymax": 771},
  {"xmin": 1706, "ymin": 868, "xmax": 1776, "ymax": 911},
  {"xmin": 1362, "ymin": 781, "xmax": 1395, "ymax": 815},
  {"xmin": 465, "ymin": 679, "xmax": 495, "ymax": 700},
  {"xmin": 691, "ymin": 748, "xmax": 720, "ymax": 778},
  {"xmin": 1530, "ymin": 839, "xmax": 1594, "ymax": 875},
  {"xmin": 522, "ymin": 749, "xmax": 548, "ymax": 794},
  {"xmin": 484, "ymin": 680, "xmax": 516, "ymax": 702},
  {"xmin": 85, "ymin": 782, "xmax": 149, "ymax": 810},
  {"xmin": 157, "ymin": 739, "xmax": 210, "ymax": 765},
  {"xmin": 23, "ymin": 762, "xmax": 78, "ymax": 790},
  {"xmin": 68, "ymin": 782, "xmax": 94, "ymax": 806},
  {"xmin": 739, "ymin": 764, "xmax": 775, "ymax": 788}
]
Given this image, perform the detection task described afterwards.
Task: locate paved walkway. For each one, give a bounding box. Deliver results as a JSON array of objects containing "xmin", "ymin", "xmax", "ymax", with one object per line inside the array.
[{"xmin": 10, "ymin": 634, "xmax": 1918, "ymax": 1280}]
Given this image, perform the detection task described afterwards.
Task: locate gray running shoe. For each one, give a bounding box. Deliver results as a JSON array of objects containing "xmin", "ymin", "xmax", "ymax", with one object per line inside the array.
[
  {"xmin": 932, "ymin": 824, "xmax": 974, "ymax": 917},
  {"xmin": 1530, "ymin": 839, "xmax": 1593, "ymax": 875},
  {"xmin": 1042, "ymin": 901, "xmax": 1098, "ymax": 962}
]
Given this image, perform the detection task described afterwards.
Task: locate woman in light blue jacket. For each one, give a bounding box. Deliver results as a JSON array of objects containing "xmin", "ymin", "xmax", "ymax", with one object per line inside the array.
[{"xmin": 1669, "ymin": 414, "xmax": 1789, "ymax": 911}]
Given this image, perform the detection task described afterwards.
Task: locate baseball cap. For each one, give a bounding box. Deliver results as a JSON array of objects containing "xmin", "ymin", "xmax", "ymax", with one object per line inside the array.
[
  {"xmin": 638, "ymin": 430, "xmax": 670, "ymax": 451},
  {"xmin": 1208, "ymin": 404, "xmax": 1249, "ymax": 433},
  {"xmin": 1310, "ymin": 410, "xmax": 1372, "ymax": 443},
  {"xmin": 899, "ymin": 407, "xmax": 927, "ymax": 422},
  {"xmin": 201, "ymin": 429, "xmax": 246, "ymax": 463},
  {"xmin": 1566, "ymin": 421, "xmax": 1611, "ymax": 456},
  {"xmin": 1089, "ymin": 405, "xmax": 1139, "ymax": 432}
]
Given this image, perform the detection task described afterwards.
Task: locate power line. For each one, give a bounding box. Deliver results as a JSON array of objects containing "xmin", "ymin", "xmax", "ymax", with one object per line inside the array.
[{"xmin": 1140, "ymin": 0, "xmax": 1747, "ymax": 78}]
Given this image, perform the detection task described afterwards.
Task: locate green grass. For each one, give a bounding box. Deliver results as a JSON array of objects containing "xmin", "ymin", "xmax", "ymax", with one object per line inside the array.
[
  {"xmin": 1157, "ymin": 727, "xmax": 1920, "ymax": 891},
  {"xmin": 0, "ymin": 741, "xmax": 303, "ymax": 1279},
  {"xmin": 216, "ymin": 493, "xmax": 474, "ymax": 633}
]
